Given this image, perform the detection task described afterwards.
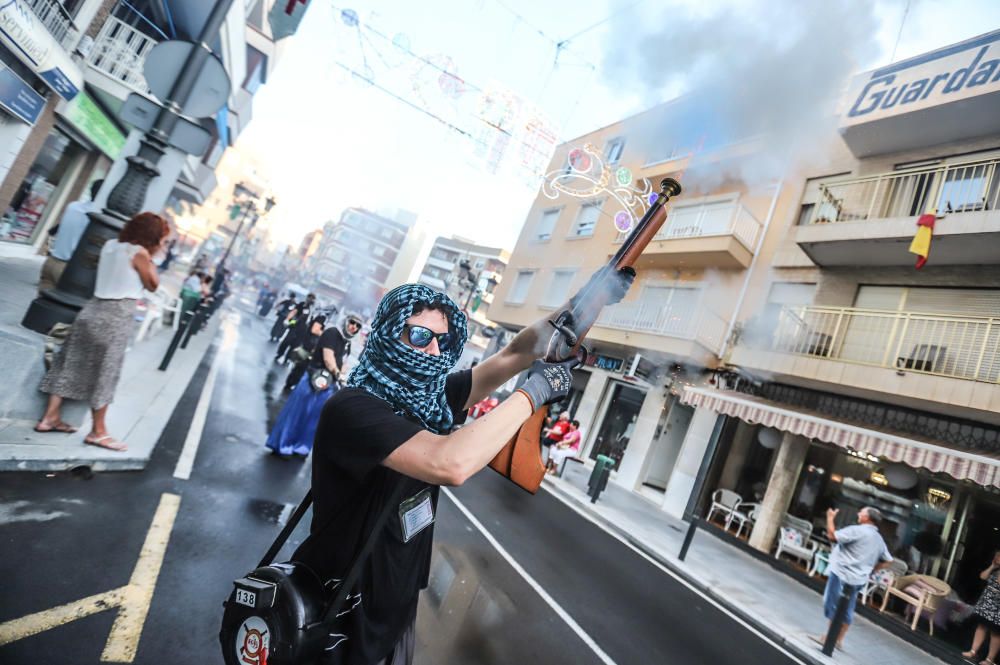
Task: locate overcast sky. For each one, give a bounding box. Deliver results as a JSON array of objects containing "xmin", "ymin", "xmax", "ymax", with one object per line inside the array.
[{"xmin": 239, "ymin": 0, "xmax": 1000, "ymax": 251}]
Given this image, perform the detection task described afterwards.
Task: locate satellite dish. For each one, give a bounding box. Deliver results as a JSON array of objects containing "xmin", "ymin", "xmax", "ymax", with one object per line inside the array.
[
  {"xmin": 757, "ymin": 428, "xmax": 782, "ymax": 449},
  {"xmin": 143, "ymin": 40, "xmax": 231, "ymax": 118}
]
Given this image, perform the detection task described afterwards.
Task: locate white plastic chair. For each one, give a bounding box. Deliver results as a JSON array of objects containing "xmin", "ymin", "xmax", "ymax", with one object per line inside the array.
[
  {"xmin": 707, "ymin": 489, "xmax": 742, "ymax": 527},
  {"xmin": 135, "ymin": 288, "xmax": 181, "ymax": 342},
  {"xmin": 774, "ymin": 514, "xmax": 817, "ymax": 567},
  {"xmin": 726, "ymin": 502, "xmax": 760, "ymax": 538},
  {"xmin": 862, "ymin": 559, "xmax": 908, "ymax": 606}
]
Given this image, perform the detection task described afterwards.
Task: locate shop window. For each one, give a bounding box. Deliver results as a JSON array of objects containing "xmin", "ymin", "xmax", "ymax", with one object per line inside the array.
[
  {"xmin": 588, "ymin": 383, "xmax": 646, "ymax": 470},
  {"xmin": 1, "ymin": 128, "xmax": 84, "ymax": 244}
]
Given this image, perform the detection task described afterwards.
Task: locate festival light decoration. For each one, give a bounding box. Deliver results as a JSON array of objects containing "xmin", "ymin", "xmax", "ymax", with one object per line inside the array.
[{"xmin": 542, "ymin": 144, "xmax": 652, "ymax": 232}]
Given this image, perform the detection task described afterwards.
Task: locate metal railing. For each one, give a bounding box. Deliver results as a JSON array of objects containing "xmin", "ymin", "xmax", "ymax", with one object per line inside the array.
[
  {"xmin": 616, "ymin": 200, "xmax": 762, "ymax": 250},
  {"xmin": 805, "ymin": 156, "xmax": 1000, "ymax": 225},
  {"xmin": 595, "ymin": 299, "xmax": 727, "ymax": 351},
  {"xmin": 764, "ymin": 306, "xmax": 1000, "ymax": 383},
  {"xmin": 25, "ymin": 0, "xmax": 78, "ymax": 49},
  {"xmin": 85, "ymin": 16, "xmax": 157, "ymax": 93}
]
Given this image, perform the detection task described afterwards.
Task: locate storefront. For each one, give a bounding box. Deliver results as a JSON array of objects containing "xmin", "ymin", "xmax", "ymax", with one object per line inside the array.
[
  {"xmin": 0, "ymin": 91, "xmax": 124, "ymax": 246},
  {"xmin": 682, "ymin": 384, "xmax": 1000, "ymax": 650}
]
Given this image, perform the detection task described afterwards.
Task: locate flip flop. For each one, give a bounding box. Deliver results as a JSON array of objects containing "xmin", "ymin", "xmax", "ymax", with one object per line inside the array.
[
  {"xmin": 34, "ymin": 421, "xmax": 78, "ymax": 433},
  {"xmin": 84, "ymin": 435, "xmax": 127, "ymax": 452}
]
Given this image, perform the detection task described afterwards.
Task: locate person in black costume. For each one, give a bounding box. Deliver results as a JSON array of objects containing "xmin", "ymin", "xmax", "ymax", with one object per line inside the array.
[
  {"xmin": 291, "ymin": 269, "xmax": 633, "ymax": 665},
  {"xmin": 275, "ymin": 294, "xmax": 316, "ymax": 362},
  {"xmin": 270, "ymin": 292, "xmax": 298, "ymax": 341}
]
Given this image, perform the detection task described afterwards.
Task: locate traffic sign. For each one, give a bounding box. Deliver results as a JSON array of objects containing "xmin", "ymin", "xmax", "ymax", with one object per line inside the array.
[{"xmin": 143, "ymin": 40, "xmax": 231, "ymax": 118}]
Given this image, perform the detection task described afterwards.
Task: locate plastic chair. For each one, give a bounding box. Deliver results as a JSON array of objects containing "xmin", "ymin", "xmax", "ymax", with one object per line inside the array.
[
  {"xmin": 774, "ymin": 514, "xmax": 817, "ymax": 567},
  {"xmin": 861, "ymin": 559, "xmax": 908, "ymax": 606},
  {"xmin": 707, "ymin": 489, "xmax": 742, "ymax": 527},
  {"xmin": 726, "ymin": 502, "xmax": 759, "ymax": 538}
]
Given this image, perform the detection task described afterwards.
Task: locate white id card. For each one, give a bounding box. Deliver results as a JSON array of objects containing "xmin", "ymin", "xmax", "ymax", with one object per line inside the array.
[{"xmin": 398, "ymin": 488, "xmax": 435, "ymax": 543}]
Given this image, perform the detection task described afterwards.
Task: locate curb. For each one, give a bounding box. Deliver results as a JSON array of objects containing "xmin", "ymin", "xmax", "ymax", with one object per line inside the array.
[{"xmin": 541, "ymin": 479, "xmax": 838, "ymax": 665}]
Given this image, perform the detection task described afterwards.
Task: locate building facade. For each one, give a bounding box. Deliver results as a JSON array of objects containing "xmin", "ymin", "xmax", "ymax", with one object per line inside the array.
[
  {"xmin": 311, "ymin": 207, "xmax": 419, "ymax": 317},
  {"xmin": 488, "ymin": 104, "xmax": 802, "ymax": 504},
  {"xmin": 0, "ymin": 0, "xmax": 285, "ymax": 257},
  {"xmin": 666, "ymin": 29, "xmax": 1000, "ymax": 653},
  {"xmin": 416, "ymin": 234, "xmax": 508, "ymax": 365}
]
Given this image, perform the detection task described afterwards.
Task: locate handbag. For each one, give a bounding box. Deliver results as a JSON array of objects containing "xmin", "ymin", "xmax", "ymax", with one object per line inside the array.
[
  {"xmin": 309, "ymin": 368, "xmax": 334, "ymax": 392},
  {"xmin": 220, "ymin": 483, "xmax": 403, "ymax": 665},
  {"xmin": 291, "ymin": 345, "xmax": 312, "ymax": 363}
]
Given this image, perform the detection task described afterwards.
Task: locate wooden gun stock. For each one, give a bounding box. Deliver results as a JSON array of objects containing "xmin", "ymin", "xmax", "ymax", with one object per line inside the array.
[{"xmin": 489, "ymin": 178, "xmax": 682, "ymax": 493}]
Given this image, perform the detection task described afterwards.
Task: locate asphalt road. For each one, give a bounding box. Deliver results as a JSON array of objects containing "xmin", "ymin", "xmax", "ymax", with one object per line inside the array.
[{"xmin": 0, "ymin": 304, "xmax": 801, "ymax": 665}]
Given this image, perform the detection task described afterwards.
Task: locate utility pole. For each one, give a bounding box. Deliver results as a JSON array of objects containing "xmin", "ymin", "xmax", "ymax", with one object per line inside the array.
[{"xmin": 22, "ymin": 0, "xmax": 237, "ymax": 333}]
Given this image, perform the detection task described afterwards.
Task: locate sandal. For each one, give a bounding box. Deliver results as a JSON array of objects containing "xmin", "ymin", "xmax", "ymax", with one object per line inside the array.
[
  {"xmin": 980, "ymin": 659, "xmax": 995, "ymax": 665},
  {"xmin": 34, "ymin": 420, "xmax": 78, "ymax": 434},
  {"xmin": 84, "ymin": 435, "xmax": 128, "ymax": 452}
]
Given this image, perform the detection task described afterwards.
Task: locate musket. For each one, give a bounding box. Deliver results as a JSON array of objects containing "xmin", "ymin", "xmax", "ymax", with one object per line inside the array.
[{"xmin": 489, "ymin": 177, "xmax": 683, "ymax": 493}]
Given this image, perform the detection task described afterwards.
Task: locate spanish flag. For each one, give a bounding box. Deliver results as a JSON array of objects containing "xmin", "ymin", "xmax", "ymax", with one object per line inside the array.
[{"xmin": 909, "ymin": 211, "xmax": 936, "ymax": 269}]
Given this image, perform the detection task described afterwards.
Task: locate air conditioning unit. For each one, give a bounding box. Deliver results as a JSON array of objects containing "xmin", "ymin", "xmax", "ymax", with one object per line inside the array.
[{"xmin": 624, "ymin": 354, "xmax": 655, "ymax": 381}]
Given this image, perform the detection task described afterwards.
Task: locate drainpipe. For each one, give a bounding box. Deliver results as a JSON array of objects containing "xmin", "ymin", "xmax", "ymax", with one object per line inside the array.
[{"xmin": 718, "ymin": 176, "xmax": 784, "ymax": 359}]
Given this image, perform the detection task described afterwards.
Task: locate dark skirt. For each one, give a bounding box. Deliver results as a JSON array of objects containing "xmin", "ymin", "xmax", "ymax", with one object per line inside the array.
[
  {"xmin": 39, "ymin": 298, "xmax": 136, "ymax": 409},
  {"xmin": 266, "ymin": 373, "xmax": 335, "ymax": 456}
]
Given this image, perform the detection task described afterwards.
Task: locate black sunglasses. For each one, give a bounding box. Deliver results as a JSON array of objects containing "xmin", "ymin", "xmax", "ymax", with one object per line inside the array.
[{"xmin": 404, "ymin": 324, "xmax": 454, "ymax": 352}]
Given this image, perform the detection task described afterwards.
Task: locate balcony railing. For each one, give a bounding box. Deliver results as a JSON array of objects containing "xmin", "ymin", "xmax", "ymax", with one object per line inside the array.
[
  {"xmin": 764, "ymin": 306, "xmax": 1000, "ymax": 383},
  {"xmin": 805, "ymin": 156, "xmax": 1000, "ymax": 225},
  {"xmin": 616, "ymin": 200, "xmax": 761, "ymax": 250},
  {"xmin": 595, "ymin": 299, "xmax": 727, "ymax": 352},
  {"xmin": 26, "ymin": 0, "xmax": 78, "ymax": 49},
  {"xmin": 86, "ymin": 16, "xmax": 157, "ymax": 93}
]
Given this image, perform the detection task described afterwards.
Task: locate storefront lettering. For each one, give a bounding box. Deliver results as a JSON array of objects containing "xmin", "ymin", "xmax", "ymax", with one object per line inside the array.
[
  {"xmin": 849, "ymin": 43, "xmax": 1000, "ymax": 118},
  {"xmin": 0, "ymin": 1, "xmax": 52, "ymax": 67}
]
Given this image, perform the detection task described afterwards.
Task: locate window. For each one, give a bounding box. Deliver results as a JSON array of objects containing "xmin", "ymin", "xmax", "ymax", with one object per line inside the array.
[
  {"xmin": 938, "ymin": 164, "xmax": 990, "ymax": 213},
  {"xmin": 571, "ymin": 203, "xmax": 601, "ymax": 237},
  {"xmin": 243, "ymin": 46, "xmax": 267, "ymax": 93},
  {"xmin": 542, "ymin": 270, "xmax": 576, "ymax": 307},
  {"xmin": 380, "ymin": 227, "xmax": 394, "ymax": 239},
  {"xmin": 507, "ymin": 270, "xmax": 535, "ymax": 304},
  {"xmin": 474, "ymin": 259, "xmax": 485, "ymax": 270},
  {"xmin": 536, "ymin": 209, "xmax": 560, "ymax": 241},
  {"xmin": 372, "ymin": 246, "xmax": 386, "ymax": 257},
  {"xmin": 605, "ymin": 138, "xmax": 625, "ymax": 164}
]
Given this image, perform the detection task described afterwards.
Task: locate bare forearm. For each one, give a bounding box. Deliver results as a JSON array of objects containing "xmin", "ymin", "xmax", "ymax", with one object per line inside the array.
[
  {"xmin": 441, "ymin": 393, "xmax": 532, "ymax": 483},
  {"xmin": 826, "ymin": 517, "xmax": 837, "ymax": 542},
  {"xmin": 982, "ymin": 565, "xmax": 997, "ymax": 580}
]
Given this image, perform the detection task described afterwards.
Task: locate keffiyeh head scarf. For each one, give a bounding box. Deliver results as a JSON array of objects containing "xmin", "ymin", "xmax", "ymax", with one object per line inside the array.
[{"xmin": 347, "ymin": 284, "xmax": 468, "ymax": 434}]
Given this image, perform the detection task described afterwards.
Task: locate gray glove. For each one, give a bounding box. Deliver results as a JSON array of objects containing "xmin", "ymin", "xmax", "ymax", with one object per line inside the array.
[
  {"xmin": 517, "ymin": 357, "xmax": 579, "ymax": 412},
  {"xmin": 568, "ymin": 266, "xmax": 636, "ymax": 310}
]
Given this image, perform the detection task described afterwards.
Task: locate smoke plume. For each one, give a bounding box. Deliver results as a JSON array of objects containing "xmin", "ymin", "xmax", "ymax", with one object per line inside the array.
[{"xmin": 603, "ymin": 0, "xmax": 883, "ymax": 189}]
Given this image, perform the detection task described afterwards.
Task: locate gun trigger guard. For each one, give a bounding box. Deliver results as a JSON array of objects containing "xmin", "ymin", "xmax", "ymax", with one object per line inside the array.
[{"xmin": 548, "ymin": 318, "xmax": 578, "ymax": 347}]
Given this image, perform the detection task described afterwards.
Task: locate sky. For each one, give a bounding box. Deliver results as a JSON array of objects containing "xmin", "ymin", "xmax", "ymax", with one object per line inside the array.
[{"xmin": 239, "ymin": 0, "xmax": 1000, "ymax": 252}]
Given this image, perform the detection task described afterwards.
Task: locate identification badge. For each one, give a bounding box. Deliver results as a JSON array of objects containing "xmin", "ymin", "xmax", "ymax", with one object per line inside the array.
[{"xmin": 398, "ymin": 488, "xmax": 435, "ymax": 543}]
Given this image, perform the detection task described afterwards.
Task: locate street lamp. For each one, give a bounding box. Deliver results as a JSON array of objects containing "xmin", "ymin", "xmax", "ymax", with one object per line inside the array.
[{"xmin": 213, "ymin": 185, "xmax": 275, "ymax": 290}]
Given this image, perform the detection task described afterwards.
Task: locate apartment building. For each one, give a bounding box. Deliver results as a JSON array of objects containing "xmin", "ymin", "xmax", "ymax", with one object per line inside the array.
[
  {"xmin": 489, "ymin": 100, "xmax": 805, "ymax": 505},
  {"xmin": 667, "ymin": 30, "xmax": 1000, "ymax": 652},
  {"xmin": 417, "ymin": 235, "xmax": 509, "ymax": 365},
  {"xmin": 311, "ymin": 208, "xmax": 422, "ymax": 316},
  {"xmin": 0, "ymin": 0, "xmax": 285, "ymax": 256}
]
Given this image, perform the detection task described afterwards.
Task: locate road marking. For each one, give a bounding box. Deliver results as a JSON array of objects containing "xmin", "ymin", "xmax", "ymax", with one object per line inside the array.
[
  {"xmin": 0, "ymin": 493, "xmax": 181, "ymax": 663},
  {"xmin": 539, "ymin": 482, "xmax": 808, "ymax": 665},
  {"xmin": 441, "ymin": 488, "xmax": 618, "ymax": 665},
  {"xmin": 173, "ymin": 343, "xmax": 224, "ymax": 480}
]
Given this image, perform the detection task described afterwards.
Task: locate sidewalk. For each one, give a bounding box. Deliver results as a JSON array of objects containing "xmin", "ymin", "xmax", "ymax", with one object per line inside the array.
[
  {"xmin": 0, "ymin": 256, "xmax": 218, "ymax": 471},
  {"xmin": 544, "ymin": 463, "xmax": 957, "ymax": 665}
]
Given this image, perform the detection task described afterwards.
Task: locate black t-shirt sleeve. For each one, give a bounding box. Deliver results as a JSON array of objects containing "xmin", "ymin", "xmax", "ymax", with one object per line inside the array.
[
  {"xmin": 445, "ymin": 369, "xmax": 473, "ymax": 426},
  {"xmin": 313, "ymin": 328, "xmax": 347, "ymax": 366},
  {"xmin": 318, "ymin": 392, "xmax": 424, "ymax": 482}
]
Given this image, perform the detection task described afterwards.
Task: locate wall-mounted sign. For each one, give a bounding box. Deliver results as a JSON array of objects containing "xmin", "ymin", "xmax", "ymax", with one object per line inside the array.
[
  {"xmin": 585, "ymin": 354, "xmax": 625, "ymax": 373},
  {"xmin": 0, "ymin": 1, "xmax": 82, "ymax": 100},
  {"xmin": 61, "ymin": 92, "xmax": 125, "ymax": 157},
  {"xmin": 0, "ymin": 61, "xmax": 44, "ymax": 124}
]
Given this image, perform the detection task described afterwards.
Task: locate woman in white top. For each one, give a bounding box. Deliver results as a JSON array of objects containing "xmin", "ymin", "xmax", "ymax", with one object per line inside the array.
[{"xmin": 36, "ymin": 212, "xmax": 170, "ymax": 451}]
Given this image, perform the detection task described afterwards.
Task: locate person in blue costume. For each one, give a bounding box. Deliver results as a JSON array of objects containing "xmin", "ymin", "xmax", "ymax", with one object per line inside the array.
[{"xmin": 266, "ymin": 312, "xmax": 361, "ymax": 457}]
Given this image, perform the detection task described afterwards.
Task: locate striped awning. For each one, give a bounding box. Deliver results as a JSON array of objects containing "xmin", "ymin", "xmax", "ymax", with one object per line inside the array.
[{"xmin": 681, "ymin": 387, "xmax": 1000, "ymax": 489}]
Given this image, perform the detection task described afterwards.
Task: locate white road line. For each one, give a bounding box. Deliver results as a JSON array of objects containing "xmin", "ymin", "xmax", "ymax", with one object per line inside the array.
[
  {"xmin": 539, "ymin": 482, "xmax": 809, "ymax": 665},
  {"xmin": 440, "ymin": 488, "xmax": 618, "ymax": 665},
  {"xmin": 173, "ymin": 346, "xmax": 223, "ymax": 480}
]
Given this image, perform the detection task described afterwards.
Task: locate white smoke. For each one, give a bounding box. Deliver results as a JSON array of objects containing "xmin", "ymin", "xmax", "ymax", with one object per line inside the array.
[{"xmin": 603, "ymin": 0, "xmax": 884, "ymax": 190}]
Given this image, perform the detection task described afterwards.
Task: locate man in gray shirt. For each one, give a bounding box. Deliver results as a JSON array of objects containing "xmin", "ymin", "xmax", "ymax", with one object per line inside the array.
[{"xmin": 814, "ymin": 506, "xmax": 893, "ymax": 650}]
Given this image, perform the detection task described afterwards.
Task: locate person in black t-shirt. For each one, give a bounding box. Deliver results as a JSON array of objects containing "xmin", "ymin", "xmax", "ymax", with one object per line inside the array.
[
  {"xmin": 291, "ymin": 273, "xmax": 633, "ymax": 665},
  {"xmin": 270, "ymin": 292, "xmax": 298, "ymax": 341},
  {"xmin": 284, "ymin": 312, "xmax": 362, "ymax": 391},
  {"xmin": 276, "ymin": 293, "xmax": 317, "ymax": 363}
]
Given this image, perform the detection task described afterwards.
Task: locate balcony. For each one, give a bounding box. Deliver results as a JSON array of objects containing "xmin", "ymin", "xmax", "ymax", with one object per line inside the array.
[
  {"xmin": 25, "ymin": 0, "xmax": 78, "ymax": 49},
  {"xmin": 594, "ymin": 299, "xmax": 726, "ymax": 365},
  {"xmin": 731, "ymin": 305, "xmax": 1000, "ymax": 419},
  {"xmin": 617, "ymin": 200, "xmax": 761, "ymax": 269},
  {"xmin": 795, "ymin": 157, "xmax": 1000, "ymax": 266},
  {"xmin": 85, "ymin": 16, "xmax": 157, "ymax": 97}
]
